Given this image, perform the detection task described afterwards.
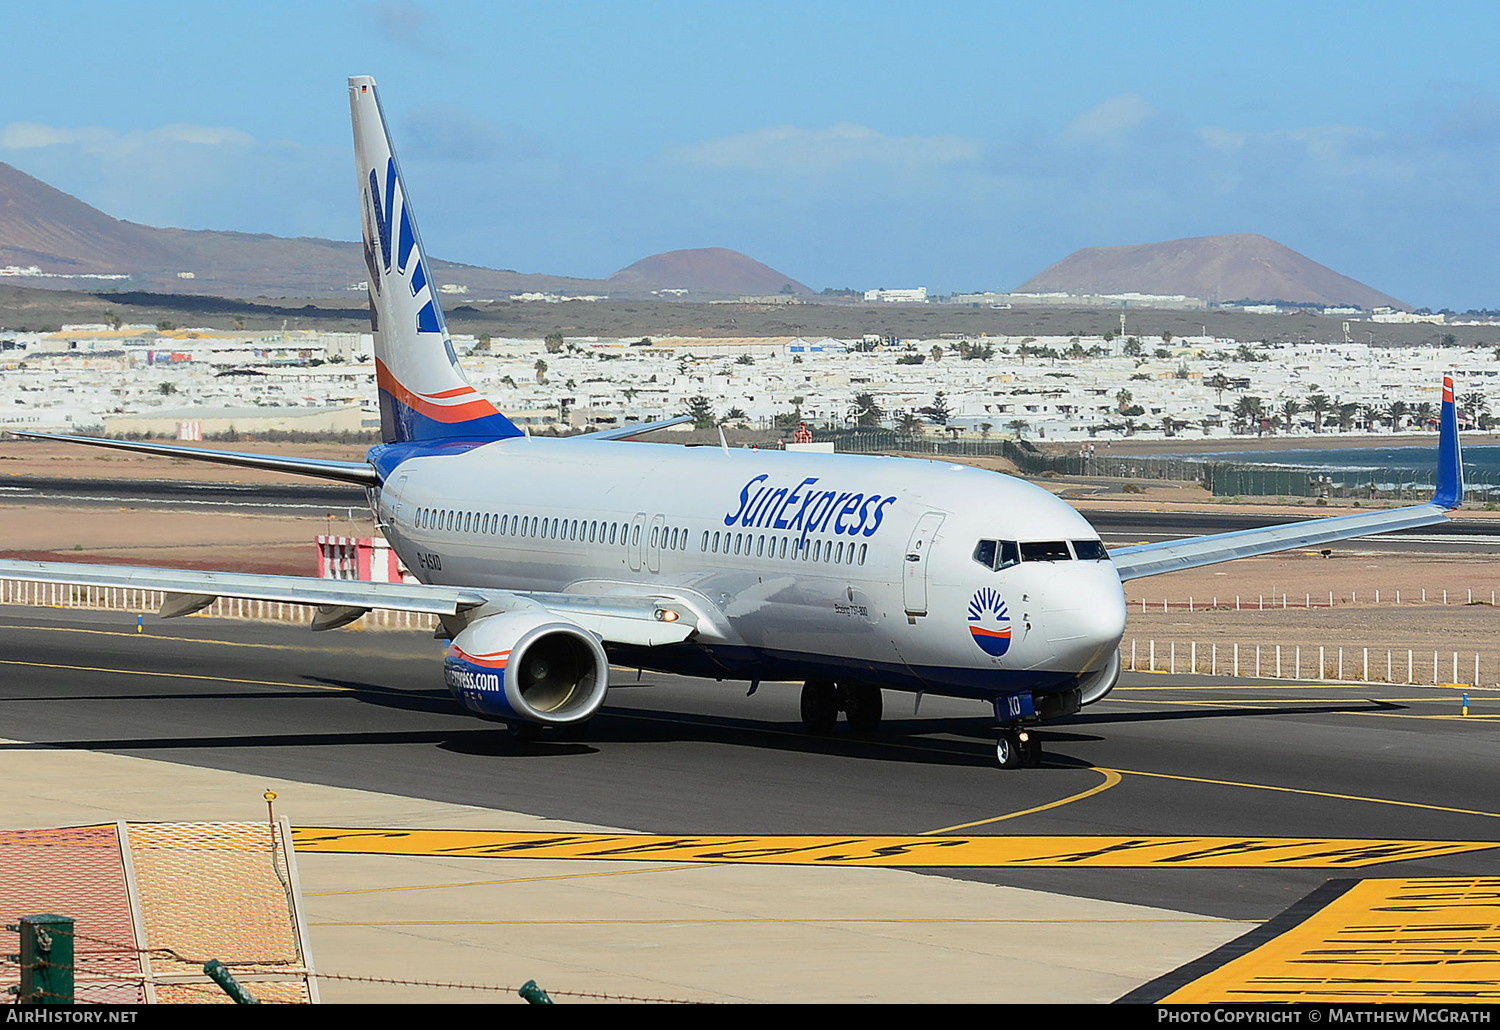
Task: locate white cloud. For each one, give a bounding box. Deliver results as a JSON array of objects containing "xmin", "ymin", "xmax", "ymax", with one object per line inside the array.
[
  {"xmin": 1065, "ymin": 93, "xmax": 1158, "ymax": 140},
  {"xmin": 670, "ymin": 122, "xmax": 980, "ymax": 175},
  {"xmin": 0, "ymin": 122, "xmax": 253, "ymax": 154}
]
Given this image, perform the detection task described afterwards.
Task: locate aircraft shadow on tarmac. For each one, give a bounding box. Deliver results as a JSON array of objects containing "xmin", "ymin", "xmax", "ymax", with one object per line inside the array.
[
  {"xmin": 0, "ymin": 672, "xmax": 1406, "ymax": 768},
  {"xmin": 1061, "ymin": 698, "xmax": 1407, "ymax": 726}
]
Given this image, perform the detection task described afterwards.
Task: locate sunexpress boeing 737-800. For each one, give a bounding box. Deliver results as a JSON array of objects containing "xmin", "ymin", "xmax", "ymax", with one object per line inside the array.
[{"xmin": 4, "ymin": 77, "xmax": 1467, "ymax": 767}]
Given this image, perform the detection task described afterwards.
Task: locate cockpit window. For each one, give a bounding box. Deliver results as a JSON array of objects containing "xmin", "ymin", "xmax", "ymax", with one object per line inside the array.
[
  {"xmin": 972, "ymin": 539, "xmax": 1020, "ymax": 571},
  {"xmin": 1072, "ymin": 539, "xmax": 1109, "ymax": 561},
  {"xmin": 1019, "ymin": 540, "xmax": 1071, "ymax": 562}
]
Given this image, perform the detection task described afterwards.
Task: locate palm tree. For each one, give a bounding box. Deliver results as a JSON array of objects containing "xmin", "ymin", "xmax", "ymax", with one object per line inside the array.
[
  {"xmin": 1305, "ymin": 392, "xmax": 1331, "ymax": 433},
  {"xmin": 1279, "ymin": 398, "xmax": 1302, "ymax": 435},
  {"xmin": 1208, "ymin": 372, "xmax": 1230, "ymax": 403},
  {"xmin": 1232, "ymin": 395, "xmax": 1264, "ymax": 435},
  {"xmin": 851, "ymin": 392, "xmax": 884, "ymax": 428},
  {"xmin": 533, "ymin": 359, "xmax": 548, "ymax": 384},
  {"xmin": 1383, "ymin": 400, "xmax": 1409, "ymax": 432}
]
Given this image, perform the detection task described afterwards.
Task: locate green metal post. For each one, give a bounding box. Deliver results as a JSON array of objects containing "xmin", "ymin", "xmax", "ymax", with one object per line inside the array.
[
  {"xmin": 518, "ymin": 979, "xmax": 554, "ymax": 1004},
  {"xmin": 204, "ymin": 960, "xmax": 260, "ymax": 1004},
  {"xmin": 16, "ymin": 914, "xmax": 74, "ymax": 1004}
]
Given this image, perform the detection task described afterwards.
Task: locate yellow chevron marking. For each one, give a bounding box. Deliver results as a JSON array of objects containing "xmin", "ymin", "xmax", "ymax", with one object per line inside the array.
[
  {"xmin": 290, "ymin": 829, "xmax": 1500, "ymax": 868},
  {"xmin": 1159, "ymin": 877, "xmax": 1500, "ymax": 1004}
]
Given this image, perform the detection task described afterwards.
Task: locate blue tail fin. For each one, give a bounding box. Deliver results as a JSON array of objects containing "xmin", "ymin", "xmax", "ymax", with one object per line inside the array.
[
  {"xmin": 348, "ymin": 76, "xmax": 523, "ymax": 445},
  {"xmin": 1433, "ymin": 374, "xmax": 1463, "ymax": 509}
]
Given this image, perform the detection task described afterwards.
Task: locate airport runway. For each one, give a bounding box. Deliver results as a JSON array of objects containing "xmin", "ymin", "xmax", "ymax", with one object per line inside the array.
[{"xmin": 2, "ymin": 604, "xmax": 1497, "ymax": 926}]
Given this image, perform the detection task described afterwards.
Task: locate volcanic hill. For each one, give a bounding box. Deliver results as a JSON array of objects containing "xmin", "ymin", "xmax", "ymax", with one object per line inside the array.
[
  {"xmin": 0, "ymin": 161, "xmax": 797, "ymax": 300},
  {"xmin": 1015, "ymin": 233, "xmax": 1407, "ymax": 310},
  {"xmin": 608, "ymin": 248, "xmax": 812, "ymax": 298}
]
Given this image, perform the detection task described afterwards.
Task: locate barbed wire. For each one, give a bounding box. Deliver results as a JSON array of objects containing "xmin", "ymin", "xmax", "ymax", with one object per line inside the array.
[
  {"xmin": 41, "ymin": 925, "xmax": 302, "ymax": 968},
  {"xmin": 253, "ymin": 968, "xmax": 701, "ymax": 1003},
  {"xmin": 8, "ymin": 926, "xmax": 702, "ymax": 1003}
]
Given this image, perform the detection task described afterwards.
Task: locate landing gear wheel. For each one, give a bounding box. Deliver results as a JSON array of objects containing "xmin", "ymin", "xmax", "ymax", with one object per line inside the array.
[
  {"xmin": 995, "ymin": 730, "xmax": 1025, "ymax": 769},
  {"xmin": 841, "ymin": 683, "xmax": 883, "ymax": 735},
  {"xmin": 1022, "ymin": 733, "xmax": 1043, "ymax": 767},
  {"xmin": 800, "ymin": 680, "xmax": 839, "ymax": 735}
]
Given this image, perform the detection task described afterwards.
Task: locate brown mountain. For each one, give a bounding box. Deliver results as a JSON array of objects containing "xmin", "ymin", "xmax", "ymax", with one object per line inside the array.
[
  {"xmin": 0, "ymin": 160, "xmax": 614, "ymax": 298},
  {"xmin": 608, "ymin": 248, "xmax": 812, "ymax": 298},
  {"xmin": 1015, "ymin": 233, "xmax": 1407, "ymax": 310}
]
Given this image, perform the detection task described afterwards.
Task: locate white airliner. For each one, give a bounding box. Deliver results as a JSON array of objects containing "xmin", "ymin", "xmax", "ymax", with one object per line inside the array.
[{"xmin": 5, "ymin": 77, "xmax": 1465, "ymax": 767}]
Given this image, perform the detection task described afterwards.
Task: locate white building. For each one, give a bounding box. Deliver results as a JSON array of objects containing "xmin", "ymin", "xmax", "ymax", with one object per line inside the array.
[{"xmin": 864, "ymin": 288, "xmax": 928, "ymax": 303}]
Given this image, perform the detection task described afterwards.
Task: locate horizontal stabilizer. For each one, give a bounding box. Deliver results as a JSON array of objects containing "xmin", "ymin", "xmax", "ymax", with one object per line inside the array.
[
  {"xmin": 9, "ymin": 431, "xmax": 379, "ymax": 486},
  {"xmin": 573, "ymin": 416, "xmax": 693, "ymax": 441}
]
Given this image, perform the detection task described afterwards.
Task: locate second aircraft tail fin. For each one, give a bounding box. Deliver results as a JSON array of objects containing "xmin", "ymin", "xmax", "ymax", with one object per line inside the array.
[
  {"xmin": 348, "ymin": 75, "xmax": 523, "ymax": 446},
  {"xmin": 1433, "ymin": 373, "xmax": 1464, "ymax": 509}
]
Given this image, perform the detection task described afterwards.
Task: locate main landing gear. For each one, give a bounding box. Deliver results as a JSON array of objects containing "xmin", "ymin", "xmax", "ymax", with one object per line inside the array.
[
  {"xmin": 994, "ymin": 726, "xmax": 1042, "ymax": 769},
  {"xmin": 800, "ymin": 680, "xmax": 883, "ymax": 735}
]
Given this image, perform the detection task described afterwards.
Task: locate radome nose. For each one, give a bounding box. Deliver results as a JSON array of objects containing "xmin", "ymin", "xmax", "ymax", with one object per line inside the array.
[{"xmin": 1040, "ymin": 565, "xmax": 1127, "ymax": 670}]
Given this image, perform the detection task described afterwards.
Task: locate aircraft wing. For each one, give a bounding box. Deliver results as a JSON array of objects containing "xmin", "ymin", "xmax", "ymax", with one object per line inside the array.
[
  {"xmin": 1108, "ymin": 502, "xmax": 1450, "ymax": 581},
  {"xmin": 1110, "ymin": 374, "xmax": 1464, "ymax": 582},
  {"xmin": 0, "ymin": 559, "xmax": 697, "ymax": 647}
]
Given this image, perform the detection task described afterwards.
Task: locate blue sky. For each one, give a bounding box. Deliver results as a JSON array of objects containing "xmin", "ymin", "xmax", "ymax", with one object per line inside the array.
[{"xmin": 6, "ymin": 1, "xmax": 1500, "ymax": 308}]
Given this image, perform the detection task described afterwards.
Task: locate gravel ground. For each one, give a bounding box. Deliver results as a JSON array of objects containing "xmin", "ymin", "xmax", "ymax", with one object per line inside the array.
[{"xmin": 1122, "ymin": 550, "xmax": 1500, "ymax": 687}]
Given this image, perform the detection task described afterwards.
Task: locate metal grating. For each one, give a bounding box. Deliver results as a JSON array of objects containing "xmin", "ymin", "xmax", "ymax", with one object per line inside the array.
[
  {"xmin": 154, "ymin": 980, "xmax": 312, "ymax": 1005},
  {"xmin": 125, "ymin": 822, "xmax": 307, "ymax": 979},
  {"xmin": 3, "ymin": 822, "xmax": 316, "ymax": 1004},
  {"xmin": 0, "ymin": 825, "xmax": 143, "ymax": 1002}
]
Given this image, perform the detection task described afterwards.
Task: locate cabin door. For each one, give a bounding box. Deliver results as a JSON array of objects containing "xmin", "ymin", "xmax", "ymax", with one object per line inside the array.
[{"xmin": 902, "ymin": 511, "xmax": 945, "ymax": 616}]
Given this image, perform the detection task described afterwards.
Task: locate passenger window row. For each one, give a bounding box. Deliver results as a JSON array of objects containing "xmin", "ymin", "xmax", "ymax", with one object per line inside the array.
[
  {"xmin": 413, "ymin": 507, "xmax": 690, "ymax": 552},
  {"xmin": 412, "ymin": 505, "xmax": 869, "ymax": 566},
  {"xmin": 972, "ymin": 538, "xmax": 1109, "ymax": 571},
  {"xmin": 699, "ymin": 530, "xmax": 868, "ymax": 566}
]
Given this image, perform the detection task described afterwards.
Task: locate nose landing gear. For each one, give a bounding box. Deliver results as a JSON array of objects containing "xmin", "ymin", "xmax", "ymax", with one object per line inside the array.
[
  {"xmin": 995, "ymin": 727, "xmax": 1042, "ymax": 768},
  {"xmin": 991, "ymin": 693, "xmax": 1042, "ymax": 768}
]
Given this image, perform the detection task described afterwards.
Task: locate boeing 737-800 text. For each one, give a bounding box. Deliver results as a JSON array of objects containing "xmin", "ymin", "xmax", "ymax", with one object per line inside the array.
[{"xmin": 5, "ymin": 77, "xmax": 1465, "ymax": 767}]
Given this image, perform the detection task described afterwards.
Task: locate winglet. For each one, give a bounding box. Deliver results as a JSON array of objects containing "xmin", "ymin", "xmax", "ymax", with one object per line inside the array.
[{"xmin": 1433, "ymin": 374, "xmax": 1463, "ymax": 509}]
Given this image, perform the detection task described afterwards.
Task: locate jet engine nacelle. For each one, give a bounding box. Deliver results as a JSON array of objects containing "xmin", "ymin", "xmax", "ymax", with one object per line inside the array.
[
  {"xmin": 1077, "ymin": 648, "xmax": 1122, "ymax": 706},
  {"xmin": 442, "ymin": 610, "xmax": 609, "ymax": 726}
]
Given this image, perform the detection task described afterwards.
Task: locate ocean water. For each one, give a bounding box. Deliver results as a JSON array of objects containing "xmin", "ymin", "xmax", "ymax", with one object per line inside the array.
[
  {"xmin": 1178, "ymin": 443, "xmax": 1500, "ymax": 475},
  {"xmin": 1154, "ymin": 440, "xmax": 1500, "ymax": 497}
]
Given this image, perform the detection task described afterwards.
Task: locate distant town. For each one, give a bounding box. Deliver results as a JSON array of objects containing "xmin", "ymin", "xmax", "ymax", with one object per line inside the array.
[{"xmin": 2, "ymin": 316, "xmax": 1495, "ymax": 445}]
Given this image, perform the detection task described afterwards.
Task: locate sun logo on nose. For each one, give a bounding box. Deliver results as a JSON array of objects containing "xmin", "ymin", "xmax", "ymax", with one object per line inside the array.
[{"xmin": 967, "ymin": 587, "xmax": 1012, "ymax": 657}]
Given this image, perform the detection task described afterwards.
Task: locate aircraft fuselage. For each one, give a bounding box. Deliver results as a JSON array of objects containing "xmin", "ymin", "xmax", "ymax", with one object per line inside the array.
[{"xmin": 373, "ymin": 437, "xmax": 1127, "ymax": 705}]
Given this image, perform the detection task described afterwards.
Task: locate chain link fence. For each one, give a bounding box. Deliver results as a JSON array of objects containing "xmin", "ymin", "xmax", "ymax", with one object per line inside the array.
[{"xmin": 830, "ymin": 430, "xmax": 1500, "ymax": 502}]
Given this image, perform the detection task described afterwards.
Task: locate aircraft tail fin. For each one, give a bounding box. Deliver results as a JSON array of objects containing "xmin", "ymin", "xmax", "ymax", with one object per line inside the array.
[
  {"xmin": 348, "ymin": 76, "xmax": 523, "ymax": 446},
  {"xmin": 1433, "ymin": 373, "xmax": 1463, "ymax": 509}
]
